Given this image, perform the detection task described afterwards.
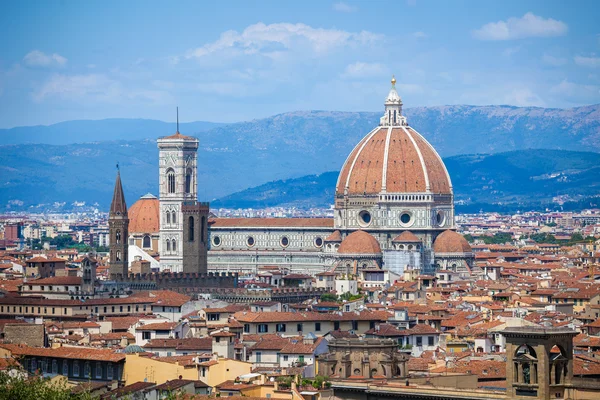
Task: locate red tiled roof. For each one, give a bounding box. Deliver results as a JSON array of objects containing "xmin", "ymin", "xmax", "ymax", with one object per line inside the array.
[{"xmin": 1, "ymin": 344, "xmax": 125, "ymax": 362}]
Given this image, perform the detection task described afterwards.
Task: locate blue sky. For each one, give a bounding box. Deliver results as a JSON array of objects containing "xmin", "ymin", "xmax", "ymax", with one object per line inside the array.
[{"xmin": 0, "ymin": 0, "xmax": 599, "ymax": 128}]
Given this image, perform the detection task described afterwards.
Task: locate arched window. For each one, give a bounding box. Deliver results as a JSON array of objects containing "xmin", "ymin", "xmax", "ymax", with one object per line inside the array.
[
  {"xmin": 185, "ymin": 168, "xmax": 192, "ymax": 194},
  {"xmin": 166, "ymin": 211, "xmax": 171, "ymax": 224},
  {"xmin": 167, "ymin": 168, "xmax": 175, "ymax": 194},
  {"xmin": 172, "ymin": 211, "xmax": 176, "ymax": 224},
  {"xmin": 393, "ymin": 110, "xmax": 397, "ymax": 124},
  {"xmin": 166, "ymin": 240, "xmax": 171, "ymax": 252},
  {"xmin": 189, "ymin": 216, "xmax": 194, "ymax": 241},
  {"xmin": 115, "ymin": 251, "xmax": 121, "ymax": 261},
  {"xmin": 84, "ymin": 362, "xmax": 90, "ymax": 378},
  {"xmin": 172, "ymin": 239, "xmax": 177, "ymax": 252},
  {"xmin": 116, "ymin": 230, "xmax": 121, "ymax": 244},
  {"xmin": 143, "ymin": 235, "xmax": 151, "ymax": 248},
  {"xmin": 201, "ymin": 216, "xmax": 205, "ymax": 243}
]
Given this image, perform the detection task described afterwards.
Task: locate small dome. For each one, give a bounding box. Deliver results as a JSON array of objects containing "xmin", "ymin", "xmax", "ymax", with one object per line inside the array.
[
  {"xmin": 128, "ymin": 194, "xmax": 160, "ymax": 233},
  {"xmin": 325, "ymin": 230, "xmax": 342, "ymax": 242},
  {"xmin": 123, "ymin": 344, "xmax": 145, "ymax": 354},
  {"xmin": 392, "ymin": 231, "xmax": 421, "ymax": 243},
  {"xmin": 338, "ymin": 230, "xmax": 382, "ymax": 255},
  {"xmin": 433, "ymin": 230, "xmax": 472, "ymax": 253}
]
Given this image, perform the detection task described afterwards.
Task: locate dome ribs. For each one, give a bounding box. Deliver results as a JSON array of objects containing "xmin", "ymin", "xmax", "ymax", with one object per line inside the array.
[{"xmin": 408, "ymin": 128, "xmax": 452, "ymax": 195}]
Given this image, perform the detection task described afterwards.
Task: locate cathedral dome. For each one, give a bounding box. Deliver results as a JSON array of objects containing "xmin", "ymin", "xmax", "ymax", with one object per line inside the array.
[
  {"xmin": 335, "ymin": 78, "xmax": 451, "ymax": 197},
  {"xmin": 128, "ymin": 193, "xmax": 160, "ymax": 233},
  {"xmin": 433, "ymin": 230, "xmax": 472, "ymax": 254},
  {"xmin": 338, "ymin": 230, "xmax": 382, "ymax": 255}
]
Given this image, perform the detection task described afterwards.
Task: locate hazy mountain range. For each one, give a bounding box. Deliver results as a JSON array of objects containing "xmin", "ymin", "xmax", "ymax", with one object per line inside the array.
[
  {"xmin": 1, "ymin": 104, "xmax": 599, "ymax": 212},
  {"xmin": 213, "ymin": 150, "xmax": 600, "ymax": 213}
]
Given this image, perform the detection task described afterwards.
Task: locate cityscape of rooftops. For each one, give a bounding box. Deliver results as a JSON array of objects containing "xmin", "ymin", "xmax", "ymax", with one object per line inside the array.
[{"xmin": 0, "ymin": 1, "xmax": 599, "ymax": 399}]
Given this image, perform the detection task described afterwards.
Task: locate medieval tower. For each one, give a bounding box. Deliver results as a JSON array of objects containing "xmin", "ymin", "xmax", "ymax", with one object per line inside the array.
[
  {"xmin": 157, "ymin": 126, "xmax": 208, "ymax": 273},
  {"xmin": 109, "ymin": 169, "xmax": 129, "ymax": 277}
]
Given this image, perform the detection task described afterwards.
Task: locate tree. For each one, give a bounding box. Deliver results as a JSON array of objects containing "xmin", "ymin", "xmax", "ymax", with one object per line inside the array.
[
  {"xmin": 0, "ymin": 367, "xmax": 92, "ymax": 400},
  {"xmin": 463, "ymin": 234, "xmax": 474, "ymax": 243},
  {"xmin": 320, "ymin": 293, "xmax": 338, "ymax": 302},
  {"xmin": 570, "ymin": 233, "xmax": 584, "ymax": 243}
]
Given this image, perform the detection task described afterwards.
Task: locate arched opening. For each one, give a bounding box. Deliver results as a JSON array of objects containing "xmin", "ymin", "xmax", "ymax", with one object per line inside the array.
[
  {"xmin": 115, "ymin": 250, "xmax": 121, "ymax": 262},
  {"xmin": 172, "ymin": 211, "xmax": 176, "ymax": 224},
  {"xmin": 201, "ymin": 216, "xmax": 205, "ymax": 243},
  {"xmin": 185, "ymin": 168, "xmax": 192, "ymax": 194},
  {"xmin": 166, "ymin": 211, "xmax": 171, "ymax": 224},
  {"xmin": 143, "ymin": 235, "xmax": 151, "ymax": 248},
  {"xmin": 189, "ymin": 216, "xmax": 194, "ymax": 242},
  {"xmin": 166, "ymin": 168, "xmax": 175, "ymax": 194},
  {"xmin": 115, "ymin": 230, "xmax": 121, "ymax": 244},
  {"xmin": 172, "ymin": 239, "xmax": 177, "ymax": 252},
  {"xmin": 166, "ymin": 240, "xmax": 171, "ymax": 252}
]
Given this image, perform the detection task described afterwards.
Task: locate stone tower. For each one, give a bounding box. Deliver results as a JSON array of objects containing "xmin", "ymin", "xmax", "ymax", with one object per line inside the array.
[
  {"xmin": 109, "ymin": 169, "xmax": 129, "ymax": 277},
  {"xmin": 502, "ymin": 327, "xmax": 577, "ymax": 400},
  {"xmin": 182, "ymin": 202, "xmax": 209, "ymax": 274},
  {"xmin": 157, "ymin": 127, "xmax": 199, "ymax": 272}
]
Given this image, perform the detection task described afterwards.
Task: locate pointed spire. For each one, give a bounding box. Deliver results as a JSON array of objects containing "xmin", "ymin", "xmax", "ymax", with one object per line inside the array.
[{"xmin": 110, "ymin": 168, "xmax": 128, "ymax": 216}]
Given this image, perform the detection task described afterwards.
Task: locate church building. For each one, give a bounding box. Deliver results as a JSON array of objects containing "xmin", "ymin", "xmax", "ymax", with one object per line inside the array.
[{"xmin": 123, "ymin": 77, "xmax": 473, "ymax": 277}]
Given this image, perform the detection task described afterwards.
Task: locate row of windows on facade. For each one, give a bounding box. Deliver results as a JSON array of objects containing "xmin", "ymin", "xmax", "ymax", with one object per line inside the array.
[
  {"xmin": 166, "ymin": 168, "xmax": 193, "ymax": 194},
  {"xmin": 243, "ymin": 321, "xmax": 376, "ymax": 333},
  {"xmin": 26, "ymin": 358, "xmax": 114, "ymax": 380},
  {"xmin": 212, "ymin": 236, "xmax": 323, "ymax": 248},
  {"xmin": 0, "ymin": 304, "xmax": 148, "ymax": 314},
  {"xmin": 254, "ymin": 352, "xmax": 304, "ymax": 363}
]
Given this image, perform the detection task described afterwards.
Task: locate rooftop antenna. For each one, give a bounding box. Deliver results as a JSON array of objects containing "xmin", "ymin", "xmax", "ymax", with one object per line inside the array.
[{"xmin": 176, "ymin": 106, "xmax": 179, "ymax": 133}]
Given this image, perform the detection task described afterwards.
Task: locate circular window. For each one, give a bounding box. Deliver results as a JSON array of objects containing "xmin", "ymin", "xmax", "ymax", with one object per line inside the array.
[
  {"xmin": 212, "ymin": 236, "xmax": 221, "ymax": 247},
  {"xmin": 436, "ymin": 210, "xmax": 445, "ymax": 226},
  {"xmin": 358, "ymin": 210, "xmax": 372, "ymax": 227},
  {"xmin": 247, "ymin": 236, "xmax": 255, "ymax": 247},
  {"xmin": 400, "ymin": 212, "xmax": 411, "ymax": 224},
  {"xmin": 314, "ymin": 237, "xmax": 323, "ymax": 248},
  {"xmin": 280, "ymin": 236, "xmax": 289, "ymax": 248}
]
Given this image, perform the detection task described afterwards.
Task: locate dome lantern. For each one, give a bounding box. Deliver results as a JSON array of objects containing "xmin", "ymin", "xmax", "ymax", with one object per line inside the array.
[{"xmin": 381, "ymin": 75, "xmax": 406, "ymax": 127}]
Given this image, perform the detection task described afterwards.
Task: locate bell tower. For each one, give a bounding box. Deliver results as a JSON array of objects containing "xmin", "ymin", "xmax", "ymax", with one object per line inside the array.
[
  {"xmin": 157, "ymin": 116, "xmax": 199, "ymax": 272},
  {"xmin": 109, "ymin": 168, "xmax": 129, "ymax": 278}
]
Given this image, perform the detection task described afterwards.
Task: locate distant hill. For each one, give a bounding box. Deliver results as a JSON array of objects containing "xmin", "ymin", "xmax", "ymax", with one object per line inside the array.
[
  {"xmin": 0, "ymin": 119, "xmax": 224, "ymax": 145},
  {"xmin": 1, "ymin": 104, "xmax": 600, "ymax": 211},
  {"xmin": 213, "ymin": 150, "xmax": 600, "ymax": 212}
]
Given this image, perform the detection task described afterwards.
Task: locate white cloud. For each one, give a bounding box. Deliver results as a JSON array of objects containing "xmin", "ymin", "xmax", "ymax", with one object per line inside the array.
[
  {"xmin": 412, "ymin": 31, "xmax": 428, "ymax": 39},
  {"xmin": 33, "ymin": 73, "xmax": 171, "ymax": 104},
  {"xmin": 542, "ymin": 54, "xmax": 567, "ymax": 66},
  {"xmin": 502, "ymin": 46, "xmax": 521, "ymax": 57},
  {"xmin": 23, "ymin": 50, "xmax": 67, "ymax": 67},
  {"xmin": 185, "ymin": 22, "xmax": 382, "ymax": 59},
  {"xmin": 550, "ymin": 79, "xmax": 600, "ymax": 102},
  {"xmin": 502, "ymin": 88, "xmax": 545, "ymax": 107},
  {"xmin": 398, "ymin": 83, "xmax": 424, "ymax": 94},
  {"xmin": 574, "ymin": 55, "xmax": 600, "ymax": 68},
  {"xmin": 341, "ymin": 62, "xmax": 387, "ymax": 79},
  {"xmin": 472, "ymin": 13, "xmax": 567, "ymax": 41},
  {"xmin": 333, "ymin": 2, "xmax": 357, "ymax": 12}
]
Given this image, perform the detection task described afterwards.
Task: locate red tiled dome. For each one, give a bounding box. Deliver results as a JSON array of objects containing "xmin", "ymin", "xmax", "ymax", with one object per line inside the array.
[
  {"xmin": 433, "ymin": 230, "xmax": 472, "ymax": 253},
  {"xmin": 338, "ymin": 230, "xmax": 381, "ymax": 255},
  {"xmin": 336, "ymin": 126, "xmax": 451, "ymax": 196},
  {"xmin": 128, "ymin": 194, "xmax": 159, "ymax": 233},
  {"xmin": 392, "ymin": 231, "xmax": 421, "ymax": 243}
]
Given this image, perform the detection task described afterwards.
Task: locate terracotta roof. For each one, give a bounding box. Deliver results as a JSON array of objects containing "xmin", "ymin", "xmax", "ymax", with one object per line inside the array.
[
  {"xmin": 130, "ymin": 290, "xmax": 191, "ymax": 307},
  {"xmin": 235, "ymin": 310, "xmax": 389, "ymax": 323},
  {"xmin": 392, "ymin": 231, "xmax": 421, "ymax": 243},
  {"xmin": 136, "ymin": 322, "xmax": 177, "ymax": 331},
  {"xmin": 336, "ymin": 126, "xmax": 451, "ymax": 196},
  {"xmin": 144, "ymin": 337, "xmax": 212, "ymax": 351},
  {"xmin": 209, "ymin": 218, "xmax": 333, "ymax": 228},
  {"xmin": 325, "ymin": 230, "xmax": 342, "ymax": 242},
  {"xmin": 128, "ymin": 195, "xmax": 160, "ymax": 233},
  {"xmin": 433, "ymin": 230, "xmax": 472, "ymax": 253},
  {"xmin": 1, "ymin": 344, "xmax": 125, "ymax": 362},
  {"xmin": 26, "ymin": 257, "xmax": 66, "ymax": 263},
  {"xmin": 160, "ymin": 131, "xmax": 197, "ymax": 141},
  {"xmin": 101, "ymin": 382, "xmax": 155, "ymax": 399},
  {"xmin": 406, "ymin": 324, "xmax": 439, "ymax": 335},
  {"xmin": 338, "ymin": 230, "xmax": 382, "ymax": 255},
  {"xmin": 26, "ymin": 276, "xmax": 82, "ymax": 285}
]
